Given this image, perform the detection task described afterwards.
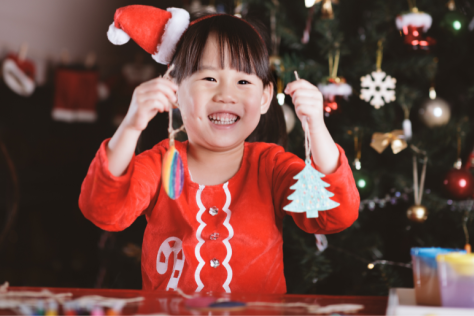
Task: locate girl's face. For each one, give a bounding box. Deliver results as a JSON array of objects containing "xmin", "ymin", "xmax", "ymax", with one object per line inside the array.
[{"xmin": 176, "ymin": 34, "xmax": 273, "ymax": 152}]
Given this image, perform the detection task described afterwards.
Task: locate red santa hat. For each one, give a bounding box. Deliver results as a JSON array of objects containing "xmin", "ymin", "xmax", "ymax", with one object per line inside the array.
[
  {"xmin": 395, "ymin": 12, "xmax": 432, "ymax": 33},
  {"xmin": 2, "ymin": 54, "xmax": 36, "ymax": 97},
  {"xmin": 107, "ymin": 5, "xmax": 190, "ymax": 64}
]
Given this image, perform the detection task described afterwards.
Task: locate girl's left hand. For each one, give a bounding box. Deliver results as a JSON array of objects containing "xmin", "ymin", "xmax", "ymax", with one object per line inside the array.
[{"xmin": 284, "ymin": 79, "xmax": 324, "ymax": 131}]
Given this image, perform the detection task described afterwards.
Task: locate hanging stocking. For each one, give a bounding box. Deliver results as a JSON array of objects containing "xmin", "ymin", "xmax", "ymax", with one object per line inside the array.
[{"xmin": 52, "ymin": 66, "xmax": 99, "ymax": 123}]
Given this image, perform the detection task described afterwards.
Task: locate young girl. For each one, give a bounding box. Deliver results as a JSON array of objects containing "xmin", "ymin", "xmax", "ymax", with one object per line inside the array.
[{"xmin": 80, "ymin": 6, "xmax": 359, "ymax": 294}]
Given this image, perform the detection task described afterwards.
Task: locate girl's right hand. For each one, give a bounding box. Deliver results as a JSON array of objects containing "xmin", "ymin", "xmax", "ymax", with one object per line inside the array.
[{"xmin": 123, "ymin": 77, "xmax": 178, "ymax": 131}]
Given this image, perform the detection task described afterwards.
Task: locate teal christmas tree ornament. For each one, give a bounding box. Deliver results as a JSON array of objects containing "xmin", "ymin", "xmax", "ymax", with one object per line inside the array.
[
  {"xmin": 283, "ymin": 71, "xmax": 340, "ymax": 218},
  {"xmin": 284, "ymin": 158, "xmax": 340, "ymax": 218}
]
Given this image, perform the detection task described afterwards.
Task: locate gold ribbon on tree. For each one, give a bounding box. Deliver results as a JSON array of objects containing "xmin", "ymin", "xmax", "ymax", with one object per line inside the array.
[{"xmin": 370, "ymin": 130, "xmax": 407, "ymax": 154}]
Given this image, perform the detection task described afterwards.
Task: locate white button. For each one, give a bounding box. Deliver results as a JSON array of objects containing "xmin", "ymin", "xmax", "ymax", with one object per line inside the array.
[
  {"xmin": 210, "ymin": 233, "xmax": 219, "ymax": 240},
  {"xmin": 209, "ymin": 207, "xmax": 218, "ymax": 216},
  {"xmin": 210, "ymin": 259, "xmax": 220, "ymax": 268}
]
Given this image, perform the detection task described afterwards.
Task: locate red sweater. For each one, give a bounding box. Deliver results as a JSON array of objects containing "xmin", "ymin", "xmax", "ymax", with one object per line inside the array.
[{"xmin": 79, "ymin": 139, "xmax": 359, "ymax": 294}]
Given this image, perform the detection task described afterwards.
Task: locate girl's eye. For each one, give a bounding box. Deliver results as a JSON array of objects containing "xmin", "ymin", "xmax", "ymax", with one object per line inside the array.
[
  {"xmin": 238, "ymin": 80, "xmax": 251, "ymax": 85},
  {"xmin": 203, "ymin": 77, "xmax": 216, "ymax": 82}
]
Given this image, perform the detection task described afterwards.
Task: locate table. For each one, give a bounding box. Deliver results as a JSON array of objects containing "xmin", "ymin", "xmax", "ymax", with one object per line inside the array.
[{"xmin": 5, "ymin": 287, "xmax": 388, "ymax": 315}]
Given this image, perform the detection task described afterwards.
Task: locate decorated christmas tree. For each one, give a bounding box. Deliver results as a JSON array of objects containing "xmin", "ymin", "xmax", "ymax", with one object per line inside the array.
[{"xmin": 235, "ymin": 0, "xmax": 474, "ymax": 295}]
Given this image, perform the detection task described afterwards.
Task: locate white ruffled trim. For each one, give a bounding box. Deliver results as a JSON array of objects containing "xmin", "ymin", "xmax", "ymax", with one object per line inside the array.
[
  {"xmin": 152, "ymin": 8, "xmax": 190, "ymax": 64},
  {"xmin": 318, "ymin": 82, "xmax": 352, "ymax": 98},
  {"xmin": 2, "ymin": 58, "xmax": 35, "ymax": 97},
  {"xmin": 107, "ymin": 22, "xmax": 131, "ymax": 45},
  {"xmin": 395, "ymin": 12, "xmax": 432, "ymax": 32}
]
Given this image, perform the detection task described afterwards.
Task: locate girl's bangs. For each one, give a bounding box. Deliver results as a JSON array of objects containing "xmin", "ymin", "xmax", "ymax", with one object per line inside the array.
[{"xmin": 171, "ymin": 15, "xmax": 271, "ymax": 86}]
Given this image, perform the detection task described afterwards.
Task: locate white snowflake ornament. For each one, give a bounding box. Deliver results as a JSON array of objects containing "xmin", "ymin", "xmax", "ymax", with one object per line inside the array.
[{"xmin": 360, "ymin": 70, "xmax": 396, "ymax": 109}]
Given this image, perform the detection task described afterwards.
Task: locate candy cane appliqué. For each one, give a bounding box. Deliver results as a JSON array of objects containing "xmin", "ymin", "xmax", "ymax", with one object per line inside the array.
[{"xmin": 156, "ymin": 237, "xmax": 185, "ymax": 290}]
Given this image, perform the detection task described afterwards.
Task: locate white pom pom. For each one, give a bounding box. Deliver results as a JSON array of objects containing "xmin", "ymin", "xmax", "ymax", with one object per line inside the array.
[
  {"xmin": 153, "ymin": 8, "xmax": 190, "ymax": 64},
  {"xmin": 318, "ymin": 82, "xmax": 353, "ymax": 98},
  {"xmin": 107, "ymin": 22, "xmax": 130, "ymax": 45}
]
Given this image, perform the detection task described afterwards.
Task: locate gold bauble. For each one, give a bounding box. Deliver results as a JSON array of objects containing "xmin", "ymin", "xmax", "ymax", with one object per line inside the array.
[
  {"xmin": 418, "ymin": 98, "xmax": 451, "ymax": 128},
  {"xmin": 407, "ymin": 205, "xmax": 428, "ymax": 223},
  {"xmin": 269, "ymin": 55, "xmax": 283, "ymax": 72}
]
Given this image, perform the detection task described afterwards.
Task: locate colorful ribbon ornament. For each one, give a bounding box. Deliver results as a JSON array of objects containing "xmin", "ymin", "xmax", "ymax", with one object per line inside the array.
[
  {"xmin": 370, "ymin": 130, "xmax": 407, "ymax": 154},
  {"xmin": 161, "ymin": 65, "xmax": 186, "ymax": 200}
]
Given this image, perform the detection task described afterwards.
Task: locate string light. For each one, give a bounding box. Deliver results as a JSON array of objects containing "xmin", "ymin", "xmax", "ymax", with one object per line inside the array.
[
  {"xmin": 367, "ymin": 260, "xmax": 412, "ymax": 269},
  {"xmin": 277, "ymin": 93, "xmax": 285, "ymax": 106},
  {"xmin": 453, "ymin": 20, "xmax": 462, "ymax": 30},
  {"xmin": 429, "ymin": 87, "xmax": 437, "ymax": 100},
  {"xmin": 305, "ymin": 0, "xmax": 317, "ymax": 8}
]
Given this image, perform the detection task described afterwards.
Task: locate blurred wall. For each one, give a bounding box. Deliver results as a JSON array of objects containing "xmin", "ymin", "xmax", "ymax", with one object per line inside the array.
[{"xmin": 0, "ymin": 0, "xmax": 179, "ymax": 79}]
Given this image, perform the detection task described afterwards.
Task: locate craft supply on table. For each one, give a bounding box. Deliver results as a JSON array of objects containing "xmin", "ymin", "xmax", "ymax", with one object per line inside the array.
[
  {"xmin": 387, "ymin": 287, "xmax": 474, "ymax": 316},
  {"xmin": 183, "ymin": 293, "xmax": 364, "ymax": 314},
  {"xmin": 0, "ymin": 282, "xmax": 142, "ymax": 315},
  {"xmin": 411, "ymin": 247, "xmax": 465, "ymax": 306},
  {"xmin": 437, "ymin": 252, "xmax": 474, "ymax": 308}
]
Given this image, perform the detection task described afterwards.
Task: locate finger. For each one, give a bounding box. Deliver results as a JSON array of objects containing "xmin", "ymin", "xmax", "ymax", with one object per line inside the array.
[
  {"xmin": 138, "ymin": 84, "xmax": 177, "ymax": 103},
  {"xmin": 142, "ymin": 98, "xmax": 170, "ymax": 113},
  {"xmin": 140, "ymin": 78, "xmax": 178, "ymax": 94},
  {"xmin": 293, "ymin": 97, "xmax": 322, "ymax": 112},
  {"xmin": 294, "ymin": 105, "xmax": 320, "ymax": 120},
  {"xmin": 139, "ymin": 79, "xmax": 178, "ymax": 98},
  {"xmin": 138, "ymin": 90, "xmax": 174, "ymax": 104},
  {"xmin": 284, "ymin": 79, "xmax": 319, "ymax": 95},
  {"xmin": 140, "ymin": 92, "xmax": 170, "ymax": 111},
  {"xmin": 291, "ymin": 89, "xmax": 323, "ymax": 101}
]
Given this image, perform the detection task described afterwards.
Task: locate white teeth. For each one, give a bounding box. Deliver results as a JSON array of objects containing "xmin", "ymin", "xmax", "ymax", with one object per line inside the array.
[{"xmin": 208, "ymin": 113, "xmax": 238, "ymax": 125}]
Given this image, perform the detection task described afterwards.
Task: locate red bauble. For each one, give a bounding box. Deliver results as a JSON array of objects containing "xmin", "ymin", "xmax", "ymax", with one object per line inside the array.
[
  {"xmin": 442, "ymin": 168, "xmax": 474, "ymax": 200},
  {"xmin": 402, "ymin": 26, "xmax": 436, "ymax": 50},
  {"xmin": 323, "ymin": 95, "xmax": 343, "ymax": 116}
]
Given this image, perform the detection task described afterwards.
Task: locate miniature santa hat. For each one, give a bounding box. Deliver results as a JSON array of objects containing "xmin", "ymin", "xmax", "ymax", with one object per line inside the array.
[
  {"xmin": 107, "ymin": 5, "xmax": 190, "ymax": 64},
  {"xmin": 2, "ymin": 54, "xmax": 36, "ymax": 97},
  {"xmin": 396, "ymin": 12, "xmax": 432, "ymax": 33},
  {"xmin": 318, "ymin": 81, "xmax": 352, "ymax": 100}
]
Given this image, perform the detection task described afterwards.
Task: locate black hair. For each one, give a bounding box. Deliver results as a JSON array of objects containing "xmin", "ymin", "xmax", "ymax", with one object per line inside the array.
[{"xmin": 170, "ymin": 14, "xmax": 287, "ymax": 148}]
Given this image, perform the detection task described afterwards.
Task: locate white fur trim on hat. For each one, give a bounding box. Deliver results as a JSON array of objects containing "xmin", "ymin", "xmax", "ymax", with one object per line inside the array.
[
  {"xmin": 318, "ymin": 82, "xmax": 352, "ymax": 98},
  {"xmin": 107, "ymin": 22, "xmax": 131, "ymax": 45},
  {"xmin": 396, "ymin": 12, "xmax": 432, "ymax": 32},
  {"xmin": 152, "ymin": 8, "xmax": 190, "ymax": 64},
  {"xmin": 2, "ymin": 58, "xmax": 35, "ymax": 97}
]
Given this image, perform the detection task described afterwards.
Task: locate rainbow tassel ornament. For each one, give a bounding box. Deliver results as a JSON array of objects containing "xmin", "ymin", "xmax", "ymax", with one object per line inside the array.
[
  {"xmin": 162, "ymin": 144, "xmax": 184, "ymax": 199},
  {"xmin": 161, "ymin": 65, "xmax": 186, "ymax": 200}
]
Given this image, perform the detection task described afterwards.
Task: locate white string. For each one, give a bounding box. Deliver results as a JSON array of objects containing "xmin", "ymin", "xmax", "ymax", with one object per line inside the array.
[
  {"xmin": 413, "ymin": 155, "xmax": 419, "ymax": 205},
  {"xmin": 162, "ymin": 64, "xmax": 185, "ymax": 146},
  {"xmin": 293, "ymin": 71, "xmax": 311, "ymax": 163},
  {"xmin": 411, "ymin": 145, "xmax": 428, "ymax": 205},
  {"xmin": 418, "ymin": 156, "xmax": 428, "ymax": 205},
  {"xmin": 305, "ymin": 122, "xmax": 311, "ymax": 163}
]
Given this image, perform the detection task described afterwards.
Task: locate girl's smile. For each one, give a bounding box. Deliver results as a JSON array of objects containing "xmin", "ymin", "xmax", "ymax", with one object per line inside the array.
[{"xmin": 208, "ymin": 112, "xmax": 240, "ymax": 126}]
